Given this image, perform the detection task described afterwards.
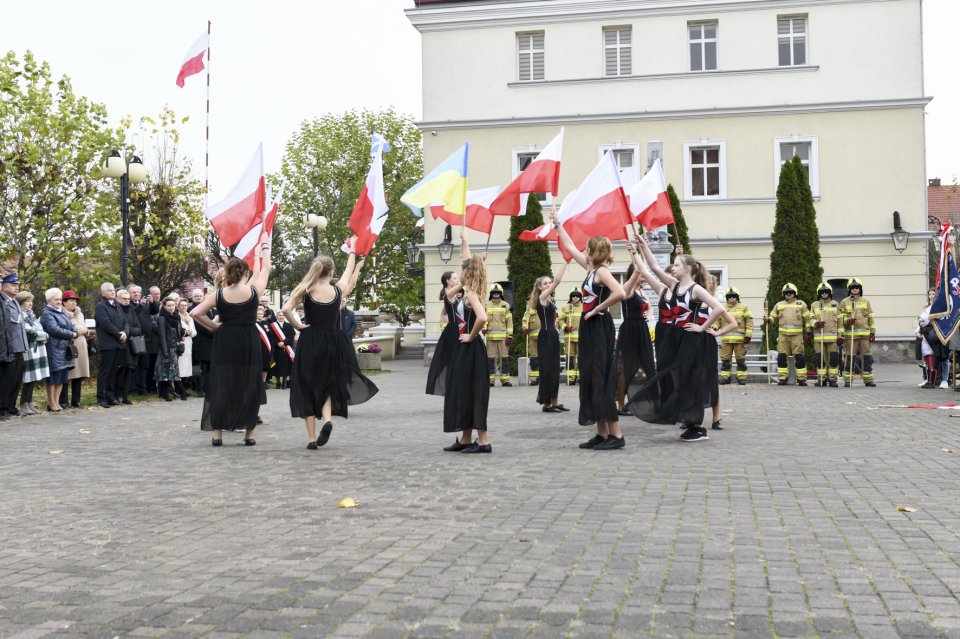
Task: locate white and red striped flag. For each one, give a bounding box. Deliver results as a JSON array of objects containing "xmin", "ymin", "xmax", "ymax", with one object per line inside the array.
[
  {"xmin": 489, "ymin": 128, "xmax": 563, "ymax": 217},
  {"xmin": 430, "ymin": 186, "xmax": 500, "ymax": 235},
  {"xmin": 628, "ymin": 159, "xmax": 673, "ymax": 230},
  {"xmin": 176, "ymin": 33, "xmax": 209, "ymax": 88},
  {"xmin": 540, "ymin": 152, "xmax": 631, "ymax": 250},
  {"xmin": 237, "ymin": 180, "xmax": 285, "ymax": 270},
  {"xmin": 204, "ymin": 145, "xmax": 266, "ymax": 248},
  {"xmin": 348, "ymin": 144, "xmax": 389, "ymax": 256}
]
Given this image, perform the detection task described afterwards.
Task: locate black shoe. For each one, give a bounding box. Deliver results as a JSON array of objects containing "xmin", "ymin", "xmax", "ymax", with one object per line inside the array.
[
  {"xmin": 711, "ymin": 420, "xmax": 723, "ymax": 430},
  {"xmin": 736, "ymin": 378, "xmax": 746, "ymax": 385},
  {"xmin": 555, "ymin": 404, "xmax": 570, "ymax": 412},
  {"xmin": 719, "ymin": 377, "xmax": 731, "ymax": 385},
  {"xmin": 307, "ymin": 442, "xmax": 318, "ymax": 450},
  {"xmin": 921, "ymin": 382, "xmax": 934, "ymax": 389},
  {"xmin": 777, "ymin": 379, "xmax": 788, "ymax": 386},
  {"xmin": 461, "ymin": 442, "xmax": 492, "ymax": 453},
  {"xmin": 489, "ymin": 381, "xmax": 495, "ymax": 387},
  {"xmin": 243, "ymin": 438, "xmax": 256, "ymax": 446},
  {"xmin": 542, "ymin": 405, "xmax": 562, "ymax": 413},
  {"xmin": 70, "ymin": 403, "xmax": 81, "ymax": 409},
  {"xmin": 530, "ymin": 379, "xmax": 538, "ymax": 386},
  {"xmin": 797, "ymin": 380, "xmax": 807, "ymax": 386},
  {"xmin": 180, "ymin": 394, "xmax": 188, "ymax": 401},
  {"xmin": 579, "ymin": 434, "xmax": 605, "ymax": 449},
  {"xmin": 844, "ymin": 381, "xmax": 851, "ymax": 387},
  {"xmin": 617, "ymin": 408, "xmax": 632, "ymax": 416},
  {"xmin": 317, "ymin": 421, "xmax": 333, "ymax": 447},
  {"xmin": 502, "ymin": 381, "xmax": 512, "ymax": 387},
  {"xmin": 865, "ymin": 381, "xmax": 877, "ymax": 387},
  {"xmin": 829, "ymin": 381, "xmax": 839, "ymax": 387},
  {"xmin": 680, "ymin": 426, "xmax": 709, "ymax": 442},
  {"xmin": 256, "ymin": 416, "xmax": 263, "ymax": 424},
  {"xmin": 211, "ymin": 438, "xmax": 222, "ymax": 447},
  {"xmin": 0, "ymin": 413, "xmax": 7, "ymax": 421},
  {"xmin": 443, "ymin": 438, "xmax": 473, "ymax": 452},
  {"xmin": 163, "ymin": 395, "xmax": 174, "ymax": 402},
  {"xmin": 99, "ymin": 401, "xmax": 112, "ymax": 408},
  {"xmin": 121, "ymin": 399, "xmax": 133, "ymax": 405},
  {"xmin": 814, "ymin": 380, "xmax": 823, "ymax": 387},
  {"xmin": 594, "ymin": 435, "xmax": 625, "ymax": 450}
]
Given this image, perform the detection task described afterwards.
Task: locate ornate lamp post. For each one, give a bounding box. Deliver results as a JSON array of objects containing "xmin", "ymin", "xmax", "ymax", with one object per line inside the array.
[{"xmin": 103, "ymin": 150, "xmax": 147, "ymax": 287}]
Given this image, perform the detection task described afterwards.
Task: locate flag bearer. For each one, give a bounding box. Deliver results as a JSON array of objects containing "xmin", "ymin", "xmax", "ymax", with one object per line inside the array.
[
  {"xmin": 485, "ymin": 284, "xmax": 512, "ymax": 386},
  {"xmin": 522, "ymin": 304, "xmax": 541, "ymax": 385},
  {"xmin": 718, "ymin": 286, "xmax": 752, "ymax": 385},
  {"xmin": 808, "ymin": 283, "xmax": 842, "ymax": 387},
  {"xmin": 766, "ymin": 283, "xmax": 809, "ymax": 386},
  {"xmin": 558, "ymin": 289, "xmax": 583, "ymax": 384},
  {"xmin": 838, "ymin": 277, "xmax": 876, "ymax": 387}
]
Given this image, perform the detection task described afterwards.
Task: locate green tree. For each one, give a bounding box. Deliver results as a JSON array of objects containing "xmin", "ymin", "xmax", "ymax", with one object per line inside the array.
[
  {"xmin": 0, "ymin": 50, "xmax": 120, "ymax": 294},
  {"xmin": 277, "ymin": 108, "xmax": 423, "ymax": 319},
  {"xmin": 764, "ymin": 155, "xmax": 823, "ymax": 364},
  {"xmin": 506, "ymin": 195, "xmax": 553, "ymax": 374},
  {"xmin": 665, "ymin": 184, "xmax": 691, "ymax": 261}
]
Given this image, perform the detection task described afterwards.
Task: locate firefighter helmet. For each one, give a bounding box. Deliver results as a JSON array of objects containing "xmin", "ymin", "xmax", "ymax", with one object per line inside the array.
[
  {"xmin": 847, "ymin": 277, "xmax": 863, "ymax": 294},
  {"xmin": 488, "ymin": 283, "xmax": 504, "ymax": 300},
  {"xmin": 817, "ymin": 282, "xmax": 832, "ymax": 298},
  {"xmin": 725, "ymin": 286, "xmax": 741, "ymax": 300},
  {"xmin": 781, "ymin": 283, "xmax": 798, "ymax": 296},
  {"xmin": 569, "ymin": 288, "xmax": 583, "ymax": 303}
]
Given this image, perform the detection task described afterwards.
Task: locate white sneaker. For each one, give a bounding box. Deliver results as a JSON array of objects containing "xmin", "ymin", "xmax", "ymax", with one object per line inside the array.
[
  {"xmin": 918, "ymin": 381, "xmax": 928, "ymax": 387},
  {"xmin": 940, "ymin": 381, "xmax": 949, "ymax": 389}
]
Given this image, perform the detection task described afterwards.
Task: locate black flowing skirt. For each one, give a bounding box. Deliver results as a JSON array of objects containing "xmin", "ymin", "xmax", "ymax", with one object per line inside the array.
[
  {"xmin": 628, "ymin": 326, "xmax": 710, "ymax": 426},
  {"xmin": 578, "ymin": 312, "xmax": 618, "ymax": 426},
  {"xmin": 426, "ymin": 322, "xmax": 458, "ymax": 396},
  {"xmin": 443, "ymin": 337, "xmax": 489, "ymax": 432},
  {"xmin": 616, "ymin": 318, "xmax": 656, "ymax": 391},
  {"xmin": 201, "ymin": 325, "xmax": 267, "ymax": 431},
  {"xmin": 290, "ymin": 328, "xmax": 378, "ymax": 419},
  {"xmin": 536, "ymin": 327, "xmax": 561, "ymax": 404}
]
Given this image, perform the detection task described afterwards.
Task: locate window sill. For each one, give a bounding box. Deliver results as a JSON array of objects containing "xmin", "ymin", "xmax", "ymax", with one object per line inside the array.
[
  {"xmin": 681, "ymin": 196, "xmax": 820, "ymax": 205},
  {"xmin": 508, "ymin": 65, "xmax": 818, "ymax": 88}
]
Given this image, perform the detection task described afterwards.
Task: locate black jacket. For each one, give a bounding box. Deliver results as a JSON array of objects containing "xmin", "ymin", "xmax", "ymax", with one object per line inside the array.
[
  {"xmin": 157, "ymin": 310, "xmax": 184, "ymax": 355},
  {"xmin": 95, "ymin": 299, "xmax": 129, "ymax": 351}
]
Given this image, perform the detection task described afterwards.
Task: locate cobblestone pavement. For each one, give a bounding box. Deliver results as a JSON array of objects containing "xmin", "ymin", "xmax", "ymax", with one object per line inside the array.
[{"xmin": 1, "ymin": 361, "xmax": 960, "ymax": 638}]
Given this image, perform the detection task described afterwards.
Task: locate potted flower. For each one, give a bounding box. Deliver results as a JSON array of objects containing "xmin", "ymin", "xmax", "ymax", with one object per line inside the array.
[{"xmin": 357, "ymin": 343, "xmax": 382, "ymax": 370}]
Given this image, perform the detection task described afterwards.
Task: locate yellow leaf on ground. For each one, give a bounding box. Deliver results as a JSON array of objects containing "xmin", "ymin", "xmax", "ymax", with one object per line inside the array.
[
  {"xmin": 78, "ymin": 429, "xmax": 90, "ymax": 434},
  {"xmin": 48, "ymin": 450, "xmax": 63, "ymax": 455},
  {"xmin": 943, "ymin": 448, "xmax": 956, "ymax": 454},
  {"xmin": 896, "ymin": 505, "xmax": 917, "ymax": 513},
  {"xmin": 338, "ymin": 498, "xmax": 358, "ymax": 509}
]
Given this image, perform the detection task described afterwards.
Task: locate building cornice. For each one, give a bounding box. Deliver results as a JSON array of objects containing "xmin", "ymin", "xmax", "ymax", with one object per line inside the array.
[
  {"xmin": 417, "ymin": 97, "xmax": 930, "ymax": 130},
  {"xmin": 406, "ymin": 0, "xmax": 903, "ymax": 32},
  {"xmin": 507, "ymin": 64, "xmax": 818, "ymax": 88}
]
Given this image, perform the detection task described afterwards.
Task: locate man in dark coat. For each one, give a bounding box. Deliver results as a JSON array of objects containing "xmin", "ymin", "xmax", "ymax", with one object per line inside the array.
[
  {"xmin": 128, "ymin": 285, "xmax": 154, "ymax": 395},
  {"xmin": 94, "ymin": 282, "xmax": 129, "ymax": 408},
  {"xmin": 0, "ymin": 273, "xmax": 27, "ymax": 420},
  {"xmin": 142, "ymin": 286, "xmax": 162, "ymax": 393},
  {"xmin": 189, "ymin": 288, "xmax": 217, "ymax": 396}
]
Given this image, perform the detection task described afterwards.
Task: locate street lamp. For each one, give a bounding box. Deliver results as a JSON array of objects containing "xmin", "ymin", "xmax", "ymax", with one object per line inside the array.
[
  {"xmin": 304, "ymin": 212, "xmax": 328, "ymax": 257},
  {"xmin": 406, "ymin": 239, "xmax": 423, "ymax": 277},
  {"xmin": 437, "ymin": 224, "xmax": 454, "ymax": 263},
  {"xmin": 103, "ymin": 150, "xmax": 147, "ymax": 287},
  {"xmin": 891, "ymin": 210, "xmax": 909, "ymax": 254}
]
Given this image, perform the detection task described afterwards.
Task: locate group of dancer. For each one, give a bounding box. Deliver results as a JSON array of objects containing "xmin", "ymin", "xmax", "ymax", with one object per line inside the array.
[
  {"xmin": 189, "ymin": 232, "xmax": 378, "ymax": 449},
  {"xmin": 427, "ymin": 215, "xmax": 738, "ymax": 451}
]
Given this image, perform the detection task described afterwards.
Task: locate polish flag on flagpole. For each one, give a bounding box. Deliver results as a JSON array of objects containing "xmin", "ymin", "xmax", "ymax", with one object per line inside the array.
[
  {"xmin": 176, "ymin": 33, "xmax": 209, "ymax": 87},
  {"xmin": 489, "ymin": 128, "xmax": 563, "ymax": 217},
  {"xmin": 541, "ymin": 152, "xmax": 631, "ymax": 251},
  {"xmin": 204, "ymin": 144, "xmax": 266, "ymax": 247},
  {"xmin": 430, "ymin": 186, "xmax": 500, "ymax": 235},
  {"xmin": 519, "ymin": 222, "xmax": 573, "ymax": 262},
  {"xmin": 237, "ymin": 181, "xmax": 285, "ymax": 270},
  {"xmin": 348, "ymin": 147, "xmax": 389, "ymax": 256},
  {"xmin": 628, "ymin": 159, "xmax": 674, "ymax": 230}
]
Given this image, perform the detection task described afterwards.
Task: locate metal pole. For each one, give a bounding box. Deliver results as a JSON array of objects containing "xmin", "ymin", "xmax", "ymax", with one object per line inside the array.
[
  {"xmin": 763, "ymin": 299, "xmax": 771, "ymax": 385},
  {"xmin": 313, "ymin": 226, "xmax": 319, "ymax": 258},
  {"xmin": 120, "ymin": 171, "xmax": 130, "ymax": 288}
]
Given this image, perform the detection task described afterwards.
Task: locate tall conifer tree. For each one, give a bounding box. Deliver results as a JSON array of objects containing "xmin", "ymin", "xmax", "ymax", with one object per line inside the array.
[{"xmin": 665, "ymin": 184, "xmax": 691, "ymax": 261}]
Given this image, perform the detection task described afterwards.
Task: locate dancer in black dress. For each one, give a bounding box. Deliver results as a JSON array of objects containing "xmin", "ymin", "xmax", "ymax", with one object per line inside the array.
[
  {"xmin": 426, "ymin": 269, "xmax": 462, "ymax": 397},
  {"xmin": 552, "ymin": 210, "xmax": 627, "ymax": 450},
  {"xmin": 529, "ymin": 261, "xmax": 568, "ymax": 412},
  {"xmin": 282, "ymin": 249, "xmax": 378, "ymax": 450},
  {"xmin": 628, "ymin": 238, "xmax": 735, "ymax": 442},
  {"xmin": 441, "ymin": 232, "xmax": 492, "ymax": 453},
  {"xmin": 615, "ymin": 241, "xmax": 656, "ymax": 416},
  {"xmin": 190, "ymin": 231, "xmax": 271, "ymax": 447}
]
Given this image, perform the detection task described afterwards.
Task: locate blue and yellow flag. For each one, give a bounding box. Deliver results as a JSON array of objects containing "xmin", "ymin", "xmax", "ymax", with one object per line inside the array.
[{"xmin": 401, "ymin": 143, "xmax": 469, "ymax": 217}]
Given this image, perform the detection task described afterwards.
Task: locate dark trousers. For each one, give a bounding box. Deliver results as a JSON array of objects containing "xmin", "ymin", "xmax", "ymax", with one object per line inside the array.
[
  {"xmin": 0, "ymin": 354, "xmax": 25, "ymax": 415},
  {"xmin": 97, "ymin": 348, "xmax": 122, "ymax": 402},
  {"xmin": 132, "ymin": 354, "xmax": 148, "ymax": 394},
  {"xmin": 146, "ymin": 353, "xmax": 159, "ymax": 392},
  {"xmin": 116, "ymin": 366, "xmax": 133, "ymax": 401},
  {"xmin": 59, "ymin": 378, "xmax": 84, "ymax": 407}
]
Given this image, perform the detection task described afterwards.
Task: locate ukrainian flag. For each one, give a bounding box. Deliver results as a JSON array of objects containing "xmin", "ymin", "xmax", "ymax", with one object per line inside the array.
[{"xmin": 401, "ymin": 143, "xmax": 469, "ymax": 216}]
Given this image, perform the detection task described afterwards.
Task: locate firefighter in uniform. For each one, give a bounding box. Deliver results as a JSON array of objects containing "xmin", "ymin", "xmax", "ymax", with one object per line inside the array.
[
  {"xmin": 522, "ymin": 305, "xmax": 541, "ymax": 386},
  {"xmin": 808, "ymin": 283, "xmax": 842, "ymax": 387},
  {"xmin": 718, "ymin": 286, "xmax": 753, "ymax": 385},
  {"xmin": 838, "ymin": 277, "xmax": 876, "ymax": 387},
  {"xmin": 485, "ymin": 284, "xmax": 513, "ymax": 386},
  {"xmin": 558, "ymin": 289, "xmax": 582, "ymax": 384},
  {"xmin": 766, "ymin": 283, "xmax": 809, "ymax": 386}
]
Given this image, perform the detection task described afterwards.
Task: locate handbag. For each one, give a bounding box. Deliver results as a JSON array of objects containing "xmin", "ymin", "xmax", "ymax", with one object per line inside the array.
[
  {"xmin": 88, "ymin": 340, "xmax": 99, "ymax": 357},
  {"xmin": 176, "ymin": 342, "xmax": 185, "ymax": 356},
  {"xmin": 68, "ymin": 343, "xmax": 79, "ymax": 360},
  {"xmin": 130, "ymin": 335, "xmax": 147, "ymax": 355}
]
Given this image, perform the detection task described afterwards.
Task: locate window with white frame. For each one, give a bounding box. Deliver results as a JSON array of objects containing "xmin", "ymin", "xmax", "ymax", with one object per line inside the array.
[
  {"xmin": 706, "ymin": 266, "xmax": 729, "ymax": 302},
  {"xmin": 774, "ymin": 136, "xmax": 819, "ymax": 197},
  {"xmin": 513, "ymin": 149, "xmax": 549, "ymax": 204},
  {"xmin": 646, "ymin": 141, "xmax": 663, "ymax": 170},
  {"xmin": 689, "ymin": 22, "xmax": 717, "ymax": 71},
  {"xmin": 603, "ymin": 26, "xmax": 632, "ymax": 76},
  {"xmin": 517, "ymin": 32, "xmax": 544, "ymax": 82},
  {"xmin": 778, "ymin": 16, "xmax": 807, "ymax": 66},
  {"xmin": 598, "ymin": 143, "xmax": 640, "ymax": 185},
  {"xmin": 683, "ymin": 141, "xmax": 726, "ymax": 199}
]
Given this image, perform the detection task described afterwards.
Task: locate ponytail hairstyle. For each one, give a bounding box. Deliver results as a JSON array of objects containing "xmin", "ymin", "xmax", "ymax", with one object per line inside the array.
[
  {"xmin": 288, "ymin": 255, "xmax": 336, "ymax": 307},
  {"xmin": 460, "ymin": 256, "xmax": 487, "ymax": 306},
  {"xmin": 528, "ymin": 276, "xmax": 551, "ymax": 310},
  {"xmin": 678, "ymin": 254, "xmax": 707, "ymax": 289},
  {"xmin": 439, "ymin": 271, "xmax": 455, "ymax": 301},
  {"xmin": 586, "ymin": 236, "xmax": 613, "ymax": 269},
  {"xmin": 222, "ymin": 258, "xmax": 250, "ymax": 287}
]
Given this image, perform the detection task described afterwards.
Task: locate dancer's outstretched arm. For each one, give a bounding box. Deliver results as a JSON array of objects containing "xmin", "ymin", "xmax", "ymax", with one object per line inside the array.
[{"xmin": 539, "ymin": 261, "xmax": 568, "ymax": 306}]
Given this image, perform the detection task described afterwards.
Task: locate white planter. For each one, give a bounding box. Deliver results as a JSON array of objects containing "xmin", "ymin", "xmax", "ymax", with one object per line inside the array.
[{"xmin": 357, "ymin": 352, "xmax": 382, "ymax": 370}]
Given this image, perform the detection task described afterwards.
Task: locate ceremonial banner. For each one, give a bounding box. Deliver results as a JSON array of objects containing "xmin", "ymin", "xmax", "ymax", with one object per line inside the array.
[
  {"xmin": 930, "ymin": 225, "xmax": 960, "ymax": 344},
  {"xmin": 489, "ymin": 128, "xmax": 563, "ymax": 217}
]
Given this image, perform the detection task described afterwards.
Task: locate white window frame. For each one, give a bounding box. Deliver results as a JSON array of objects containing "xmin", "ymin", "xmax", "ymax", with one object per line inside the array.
[
  {"xmin": 688, "ymin": 22, "xmax": 718, "ymax": 72},
  {"xmin": 602, "ymin": 26, "xmax": 632, "ymax": 77},
  {"xmin": 683, "ymin": 139, "xmax": 726, "ymax": 200},
  {"xmin": 705, "ymin": 265, "xmax": 729, "ymax": 302},
  {"xmin": 777, "ymin": 15, "xmax": 807, "ymax": 67},
  {"xmin": 512, "ymin": 147, "xmax": 553, "ymax": 205},
  {"xmin": 598, "ymin": 143, "xmax": 641, "ymax": 187},
  {"xmin": 517, "ymin": 31, "xmax": 544, "ymax": 82},
  {"xmin": 773, "ymin": 135, "xmax": 819, "ymax": 197},
  {"xmin": 646, "ymin": 141, "xmax": 663, "ymax": 171}
]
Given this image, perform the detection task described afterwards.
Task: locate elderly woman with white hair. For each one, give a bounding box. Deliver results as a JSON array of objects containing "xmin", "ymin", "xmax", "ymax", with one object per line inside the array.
[{"xmin": 39, "ymin": 287, "xmax": 78, "ymax": 412}]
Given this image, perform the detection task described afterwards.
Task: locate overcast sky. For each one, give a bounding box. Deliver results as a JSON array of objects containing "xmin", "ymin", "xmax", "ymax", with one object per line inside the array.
[{"xmin": 2, "ymin": 0, "xmax": 957, "ymax": 206}]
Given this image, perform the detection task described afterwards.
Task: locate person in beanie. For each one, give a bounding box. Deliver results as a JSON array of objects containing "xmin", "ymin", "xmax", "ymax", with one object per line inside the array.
[{"xmin": 61, "ymin": 290, "xmax": 90, "ymax": 408}]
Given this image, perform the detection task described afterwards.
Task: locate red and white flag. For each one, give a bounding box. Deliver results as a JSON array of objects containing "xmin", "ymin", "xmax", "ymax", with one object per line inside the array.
[
  {"xmin": 176, "ymin": 33, "xmax": 209, "ymax": 88},
  {"xmin": 205, "ymin": 145, "xmax": 266, "ymax": 247},
  {"xmin": 540, "ymin": 152, "xmax": 631, "ymax": 250},
  {"xmin": 519, "ymin": 222, "xmax": 573, "ymax": 262},
  {"xmin": 237, "ymin": 181, "xmax": 285, "ymax": 270},
  {"xmin": 628, "ymin": 159, "xmax": 673, "ymax": 230},
  {"xmin": 430, "ymin": 186, "xmax": 500, "ymax": 235},
  {"xmin": 348, "ymin": 147, "xmax": 389, "ymax": 256},
  {"xmin": 489, "ymin": 128, "xmax": 563, "ymax": 217}
]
